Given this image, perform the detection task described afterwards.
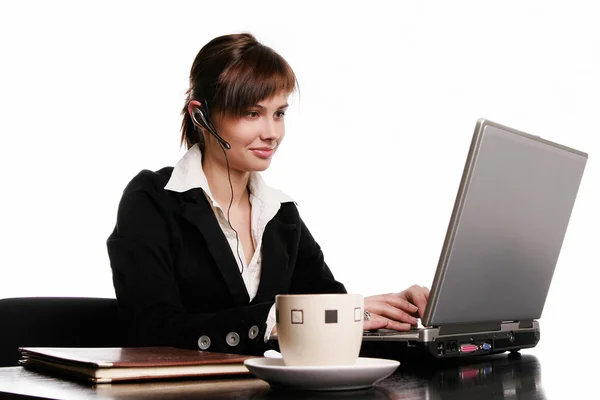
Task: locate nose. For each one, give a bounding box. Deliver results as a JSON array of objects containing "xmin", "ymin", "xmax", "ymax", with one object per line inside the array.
[{"xmin": 260, "ymin": 117, "xmax": 281, "ymax": 143}]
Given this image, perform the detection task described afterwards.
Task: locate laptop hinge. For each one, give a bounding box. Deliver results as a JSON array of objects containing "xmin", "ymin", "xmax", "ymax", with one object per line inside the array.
[
  {"xmin": 518, "ymin": 320, "xmax": 534, "ymax": 329},
  {"xmin": 438, "ymin": 322, "xmax": 502, "ymax": 335}
]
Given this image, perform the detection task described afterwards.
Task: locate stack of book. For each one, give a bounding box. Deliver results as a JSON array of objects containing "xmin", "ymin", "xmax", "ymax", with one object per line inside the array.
[{"xmin": 19, "ymin": 347, "xmax": 255, "ymax": 383}]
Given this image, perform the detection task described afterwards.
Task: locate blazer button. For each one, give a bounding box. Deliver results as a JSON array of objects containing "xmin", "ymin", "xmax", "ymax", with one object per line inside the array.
[
  {"xmin": 226, "ymin": 332, "xmax": 240, "ymax": 347},
  {"xmin": 198, "ymin": 335, "xmax": 211, "ymax": 350},
  {"xmin": 248, "ymin": 325, "xmax": 259, "ymax": 340}
]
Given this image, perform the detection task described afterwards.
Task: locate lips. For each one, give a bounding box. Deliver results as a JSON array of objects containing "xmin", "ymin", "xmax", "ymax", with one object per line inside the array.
[{"xmin": 251, "ymin": 147, "xmax": 275, "ymax": 159}]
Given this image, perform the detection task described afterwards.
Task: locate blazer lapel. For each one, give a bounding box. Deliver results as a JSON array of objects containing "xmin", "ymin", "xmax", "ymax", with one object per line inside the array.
[
  {"xmin": 253, "ymin": 218, "xmax": 298, "ymax": 303},
  {"xmin": 176, "ymin": 190, "xmax": 250, "ymax": 306}
]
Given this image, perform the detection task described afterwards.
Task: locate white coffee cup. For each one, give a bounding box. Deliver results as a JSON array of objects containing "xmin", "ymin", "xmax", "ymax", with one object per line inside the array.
[{"xmin": 275, "ymin": 294, "xmax": 364, "ymax": 366}]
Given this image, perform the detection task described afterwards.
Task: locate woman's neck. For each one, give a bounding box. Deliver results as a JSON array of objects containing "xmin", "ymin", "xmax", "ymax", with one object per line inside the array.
[{"xmin": 202, "ymin": 155, "xmax": 250, "ymax": 209}]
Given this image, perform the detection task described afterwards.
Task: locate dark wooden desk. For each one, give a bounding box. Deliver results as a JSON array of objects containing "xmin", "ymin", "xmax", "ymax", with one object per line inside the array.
[{"xmin": 0, "ymin": 351, "xmax": 562, "ymax": 399}]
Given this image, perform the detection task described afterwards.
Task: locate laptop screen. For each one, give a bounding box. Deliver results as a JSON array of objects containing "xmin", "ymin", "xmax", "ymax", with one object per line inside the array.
[{"xmin": 423, "ymin": 119, "xmax": 587, "ymax": 327}]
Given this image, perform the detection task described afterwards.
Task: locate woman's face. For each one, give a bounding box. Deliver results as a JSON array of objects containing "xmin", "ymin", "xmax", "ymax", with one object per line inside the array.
[{"xmin": 207, "ymin": 92, "xmax": 289, "ymax": 172}]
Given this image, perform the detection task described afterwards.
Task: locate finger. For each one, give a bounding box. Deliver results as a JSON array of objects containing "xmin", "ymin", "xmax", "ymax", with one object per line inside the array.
[
  {"xmin": 402, "ymin": 288, "xmax": 428, "ymax": 319},
  {"xmin": 418, "ymin": 287, "xmax": 431, "ymax": 318},
  {"xmin": 385, "ymin": 293, "xmax": 422, "ymax": 319},
  {"xmin": 413, "ymin": 295, "xmax": 428, "ymax": 319},
  {"xmin": 376, "ymin": 314, "xmax": 413, "ymax": 331},
  {"xmin": 383, "ymin": 319, "xmax": 413, "ymax": 331},
  {"xmin": 382, "ymin": 294, "xmax": 419, "ymax": 314},
  {"xmin": 363, "ymin": 314, "xmax": 412, "ymax": 332},
  {"xmin": 368, "ymin": 303, "xmax": 418, "ymax": 325},
  {"xmin": 363, "ymin": 318, "xmax": 387, "ymax": 331}
]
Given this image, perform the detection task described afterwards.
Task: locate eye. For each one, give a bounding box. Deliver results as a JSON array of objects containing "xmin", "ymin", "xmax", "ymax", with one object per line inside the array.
[
  {"xmin": 246, "ymin": 111, "xmax": 260, "ymax": 118},
  {"xmin": 275, "ymin": 111, "xmax": 286, "ymax": 118}
]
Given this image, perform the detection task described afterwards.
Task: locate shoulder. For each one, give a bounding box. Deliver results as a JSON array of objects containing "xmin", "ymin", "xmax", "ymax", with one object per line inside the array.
[
  {"xmin": 273, "ymin": 201, "xmax": 302, "ymax": 227},
  {"xmin": 122, "ymin": 167, "xmax": 175, "ymax": 195},
  {"xmin": 113, "ymin": 167, "xmax": 179, "ymax": 236},
  {"xmin": 116, "ymin": 167, "xmax": 179, "ymax": 218}
]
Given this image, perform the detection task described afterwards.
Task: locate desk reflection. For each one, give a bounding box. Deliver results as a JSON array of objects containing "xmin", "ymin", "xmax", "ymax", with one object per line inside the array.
[
  {"xmin": 250, "ymin": 353, "xmax": 544, "ymax": 399},
  {"xmin": 252, "ymin": 387, "xmax": 390, "ymax": 399},
  {"xmin": 0, "ymin": 352, "xmax": 546, "ymax": 399},
  {"xmin": 378, "ymin": 352, "xmax": 545, "ymax": 399}
]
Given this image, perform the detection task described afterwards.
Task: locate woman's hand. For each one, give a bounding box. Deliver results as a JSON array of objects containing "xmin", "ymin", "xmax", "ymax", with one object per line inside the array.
[{"xmin": 363, "ymin": 285, "xmax": 430, "ymax": 331}]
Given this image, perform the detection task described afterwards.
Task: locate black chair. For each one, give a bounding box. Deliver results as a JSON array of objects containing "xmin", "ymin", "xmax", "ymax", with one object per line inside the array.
[{"xmin": 0, "ymin": 297, "xmax": 127, "ymax": 367}]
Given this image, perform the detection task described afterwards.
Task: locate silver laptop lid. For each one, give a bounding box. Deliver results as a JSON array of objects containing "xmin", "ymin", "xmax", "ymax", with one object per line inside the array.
[{"xmin": 422, "ymin": 119, "xmax": 587, "ymax": 327}]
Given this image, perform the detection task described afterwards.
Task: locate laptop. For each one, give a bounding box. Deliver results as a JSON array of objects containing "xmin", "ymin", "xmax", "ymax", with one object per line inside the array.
[{"xmin": 361, "ymin": 118, "xmax": 588, "ymax": 359}]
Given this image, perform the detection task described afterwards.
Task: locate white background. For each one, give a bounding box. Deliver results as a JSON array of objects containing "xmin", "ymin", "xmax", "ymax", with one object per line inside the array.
[{"xmin": 1, "ymin": 0, "xmax": 598, "ymax": 395}]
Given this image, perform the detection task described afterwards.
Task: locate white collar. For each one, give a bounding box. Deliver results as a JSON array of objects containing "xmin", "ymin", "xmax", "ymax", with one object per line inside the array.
[{"xmin": 164, "ymin": 144, "xmax": 294, "ymax": 206}]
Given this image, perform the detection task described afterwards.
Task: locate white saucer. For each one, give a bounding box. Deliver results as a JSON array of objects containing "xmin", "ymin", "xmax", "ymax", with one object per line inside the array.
[{"xmin": 244, "ymin": 357, "xmax": 400, "ymax": 391}]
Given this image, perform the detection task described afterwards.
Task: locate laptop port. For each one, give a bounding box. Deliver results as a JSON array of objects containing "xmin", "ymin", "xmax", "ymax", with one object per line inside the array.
[
  {"xmin": 436, "ymin": 341, "xmax": 445, "ymax": 356},
  {"xmin": 460, "ymin": 344, "xmax": 478, "ymax": 353},
  {"xmin": 446, "ymin": 341, "xmax": 458, "ymax": 352},
  {"xmin": 481, "ymin": 343, "xmax": 492, "ymax": 351}
]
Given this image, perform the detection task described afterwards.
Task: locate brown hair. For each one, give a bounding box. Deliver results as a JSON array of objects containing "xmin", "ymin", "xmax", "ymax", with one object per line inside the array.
[{"xmin": 181, "ymin": 33, "xmax": 298, "ymax": 151}]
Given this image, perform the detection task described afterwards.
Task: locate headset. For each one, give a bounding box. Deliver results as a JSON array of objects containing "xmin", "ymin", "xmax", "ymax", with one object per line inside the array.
[
  {"xmin": 190, "ymin": 100, "xmax": 231, "ymax": 149},
  {"xmin": 189, "ymin": 99, "xmax": 245, "ymax": 274}
]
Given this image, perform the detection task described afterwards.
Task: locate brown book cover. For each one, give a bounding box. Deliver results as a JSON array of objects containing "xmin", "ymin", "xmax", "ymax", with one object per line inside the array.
[{"xmin": 18, "ymin": 347, "xmax": 255, "ymax": 384}]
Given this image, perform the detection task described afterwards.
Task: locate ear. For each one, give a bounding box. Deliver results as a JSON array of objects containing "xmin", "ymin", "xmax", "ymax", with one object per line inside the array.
[{"xmin": 188, "ymin": 99, "xmax": 203, "ymax": 117}]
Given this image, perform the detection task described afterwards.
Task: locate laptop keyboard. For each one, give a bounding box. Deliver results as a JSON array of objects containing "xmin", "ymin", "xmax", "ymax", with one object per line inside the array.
[{"xmin": 363, "ymin": 327, "xmax": 420, "ymax": 336}]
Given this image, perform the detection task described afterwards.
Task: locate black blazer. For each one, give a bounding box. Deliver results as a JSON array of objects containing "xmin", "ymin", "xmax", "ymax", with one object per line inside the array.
[{"xmin": 107, "ymin": 167, "xmax": 346, "ymax": 355}]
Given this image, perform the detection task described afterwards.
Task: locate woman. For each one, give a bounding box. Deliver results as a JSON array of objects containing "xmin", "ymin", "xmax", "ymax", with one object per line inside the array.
[{"xmin": 107, "ymin": 33, "xmax": 429, "ymax": 356}]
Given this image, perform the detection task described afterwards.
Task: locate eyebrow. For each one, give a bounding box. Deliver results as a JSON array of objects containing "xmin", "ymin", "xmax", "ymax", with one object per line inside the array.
[{"xmin": 254, "ymin": 103, "xmax": 289, "ymax": 109}]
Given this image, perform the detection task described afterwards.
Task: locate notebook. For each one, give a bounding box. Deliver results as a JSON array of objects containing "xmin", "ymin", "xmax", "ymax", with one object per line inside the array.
[
  {"xmin": 19, "ymin": 347, "xmax": 255, "ymax": 383},
  {"xmin": 361, "ymin": 118, "xmax": 587, "ymax": 359}
]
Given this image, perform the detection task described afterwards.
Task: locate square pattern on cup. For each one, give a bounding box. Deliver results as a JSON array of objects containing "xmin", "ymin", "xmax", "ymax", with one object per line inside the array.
[
  {"xmin": 325, "ymin": 309, "xmax": 338, "ymax": 323},
  {"xmin": 354, "ymin": 307, "xmax": 362, "ymax": 322},
  {"xmin": 291, "ymin": 309, "xmax": 303, "ymax": 324}
]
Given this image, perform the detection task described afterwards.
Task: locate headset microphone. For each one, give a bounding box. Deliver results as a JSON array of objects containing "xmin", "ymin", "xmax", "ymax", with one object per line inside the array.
[
  {"xmin": 191, "ymin": 103, "xmax": 231, "ymax": 150},
  {"xmin": 190, "ymin": 100, "xmax": 243, "ymax": 274}
]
